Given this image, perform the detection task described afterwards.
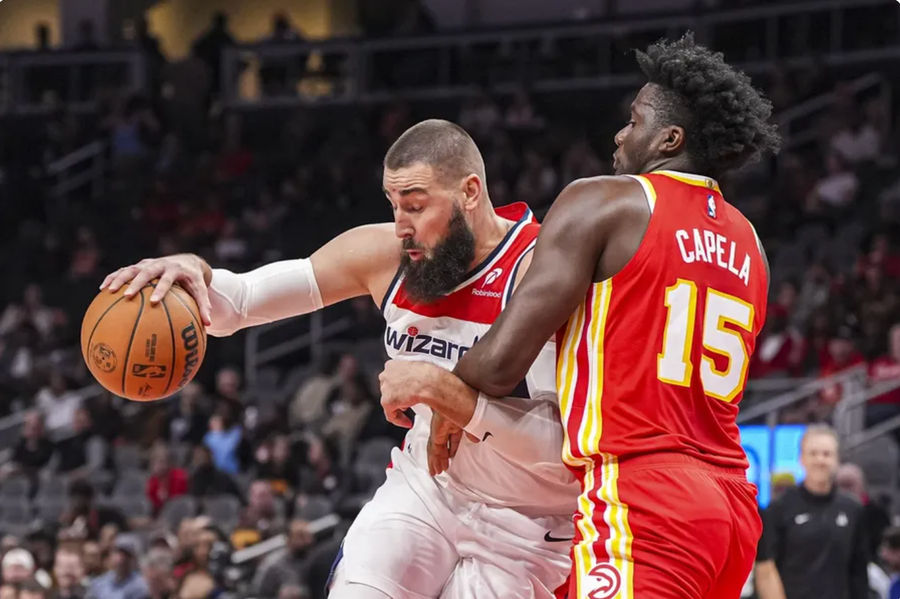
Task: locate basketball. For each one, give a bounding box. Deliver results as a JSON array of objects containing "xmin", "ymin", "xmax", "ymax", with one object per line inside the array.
[{"xmin": 80, "ymin": 283, "xmax": 207, "ymax": 401}]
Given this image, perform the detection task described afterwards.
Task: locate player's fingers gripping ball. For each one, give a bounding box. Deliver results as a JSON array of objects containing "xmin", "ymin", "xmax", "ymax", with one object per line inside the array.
[{"xmin": 81, "ymin": 282, "xmax": 206, "ymax": 401}]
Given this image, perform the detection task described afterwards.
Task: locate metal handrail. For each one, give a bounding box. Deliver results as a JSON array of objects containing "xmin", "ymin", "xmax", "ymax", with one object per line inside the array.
[
  {"xmin": 841, "ymin": 378, "xmax": 900, "ymax": 450},
  {"xmin": 223, "ymin": 0, "xmax": 896, "ymax": 107},
  {"xmin": 45, "ymin": 139, "xmax": 106, "ymax": 202},
  {"xmin": 737, "ymin": 364, "xmax": 868, "ymax": 425}
]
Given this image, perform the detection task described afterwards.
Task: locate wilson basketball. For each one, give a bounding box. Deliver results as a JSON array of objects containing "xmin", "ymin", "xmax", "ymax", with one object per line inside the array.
[{"xmin": 81, "ymin": 283, "xmax": 207, "ymax": 401}]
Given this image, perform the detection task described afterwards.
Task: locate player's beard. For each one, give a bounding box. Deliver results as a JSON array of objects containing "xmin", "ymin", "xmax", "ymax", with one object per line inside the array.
[{"xmin": 400, "ymin": 206, "xmax": 475, "ymax": 304}]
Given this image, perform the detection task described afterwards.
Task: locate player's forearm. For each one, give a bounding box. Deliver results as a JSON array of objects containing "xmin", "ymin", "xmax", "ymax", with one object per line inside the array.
[
  {"xmin": 207, "ymin": 259, "xmax": 323, "ymax": 337},
  {"xmin": 454, "ymin": 339, "xmax": 529, "ymax": 398},
  {"xmin": 417, "ymin": 368, "xmax": 479, "ymax": 427}
]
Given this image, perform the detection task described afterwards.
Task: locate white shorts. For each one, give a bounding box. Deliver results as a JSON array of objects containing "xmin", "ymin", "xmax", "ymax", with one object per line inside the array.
[{"xmin": 331, "ymin": 449, "xmax": 572, "ymax": 599}]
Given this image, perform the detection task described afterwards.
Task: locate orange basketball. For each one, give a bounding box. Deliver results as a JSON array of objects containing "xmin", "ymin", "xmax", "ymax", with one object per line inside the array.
[{"xmin": 81, "ymin": 283, "xmax": 207, "ymax": 401}]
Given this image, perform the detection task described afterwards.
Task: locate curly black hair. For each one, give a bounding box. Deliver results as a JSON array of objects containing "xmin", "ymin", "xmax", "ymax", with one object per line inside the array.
[{"xmin": 636, "ymin": 32, "xmax": 781, "ymax": 177}]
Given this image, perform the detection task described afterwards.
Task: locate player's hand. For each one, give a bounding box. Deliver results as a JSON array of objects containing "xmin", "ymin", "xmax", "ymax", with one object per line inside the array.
[
  {"xmin": 427, "ymin": 412, "xmax": 462, "ymax": 476},
  {"xmin": 378, "ymin": 359, "xmax": 441, "ymax": 428},
  {"xmin": 100, "ymin": 253, "xmax": 213, "ymax": 326}
]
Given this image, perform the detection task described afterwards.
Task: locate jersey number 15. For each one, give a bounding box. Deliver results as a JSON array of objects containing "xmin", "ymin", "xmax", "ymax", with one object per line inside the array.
[{"xmin": 657, "ymin": 279, "xmax": 755, "ymax": 402}]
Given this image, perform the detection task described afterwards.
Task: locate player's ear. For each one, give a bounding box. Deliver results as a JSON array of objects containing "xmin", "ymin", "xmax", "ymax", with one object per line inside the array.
[
  {"xmin": 460, "ymin": 174, "xmax": 483, "ymax": 212},
  {"xmin": 658, "ymin": 125, "xmax": 686, "ymax": 156}
]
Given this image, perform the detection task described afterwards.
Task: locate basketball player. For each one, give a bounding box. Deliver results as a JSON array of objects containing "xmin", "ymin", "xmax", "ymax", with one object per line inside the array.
[
  {"xmin": 379, "ymin": 34, "xmax": 782, "ymax": 599},
  {"xmin": 100, "ymin": 119, "xmax": 577, "ymax": 599}
]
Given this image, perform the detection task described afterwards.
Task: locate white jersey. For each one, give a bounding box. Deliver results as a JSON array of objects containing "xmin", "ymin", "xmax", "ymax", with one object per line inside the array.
[{"xmin": 380, "ymin": 203, "xmax": 577, "ymax": 517}]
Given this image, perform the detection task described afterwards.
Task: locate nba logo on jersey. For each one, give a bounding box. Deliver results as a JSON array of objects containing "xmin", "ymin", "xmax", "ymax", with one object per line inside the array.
[
  {"xmin": 706, "ymin": 194, "xmax": 717, "ymax": 219},
  {"xmin": 483, "ymin": 267, "xmax": 503, "ymax": 287}
]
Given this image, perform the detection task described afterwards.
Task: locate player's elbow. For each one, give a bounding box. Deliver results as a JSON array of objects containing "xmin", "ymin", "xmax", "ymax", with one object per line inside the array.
[{"xmin": 477, "ymin": 346, "xmax": 526, "ymax": 397}]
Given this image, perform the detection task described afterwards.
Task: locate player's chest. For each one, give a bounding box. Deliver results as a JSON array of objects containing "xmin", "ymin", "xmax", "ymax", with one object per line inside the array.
[{"xmin": 383, "ymin": 309, "xmax": 491, "ymax": 366}]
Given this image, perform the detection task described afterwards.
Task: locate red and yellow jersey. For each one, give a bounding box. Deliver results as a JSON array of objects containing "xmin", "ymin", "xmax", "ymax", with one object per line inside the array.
[{"xmin": 556, "ymin": 170, "xmax": 768, "ymax": 473}]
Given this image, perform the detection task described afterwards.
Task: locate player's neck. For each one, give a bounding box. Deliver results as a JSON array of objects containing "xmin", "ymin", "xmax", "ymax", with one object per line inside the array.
[
  {"xmin": 644, "ymin": 156, "xmax": 703, "ymax": 177},
  {"xmin": 469, "ymin": 207, "xmax": 513, "ymax": 269}
]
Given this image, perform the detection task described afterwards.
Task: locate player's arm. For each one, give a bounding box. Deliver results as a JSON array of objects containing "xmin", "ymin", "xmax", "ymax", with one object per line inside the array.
[
  {"xmin": 100, "ymin": 224, "xmax": 400, "ymax": 336},
  {"xmin": 453, "ymin": 178, "xmax": 616, "ymax": 396},
  {"xmin": 754, "ymin": 561, "xmax": 786, "ymax": 599}
]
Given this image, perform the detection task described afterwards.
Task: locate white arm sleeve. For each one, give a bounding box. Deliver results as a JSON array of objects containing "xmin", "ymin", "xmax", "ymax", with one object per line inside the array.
[
  {"xmin": 206, "ymin": 258, "xmax": 324, "ymax": 337},
  {"xmin": 463, "ymin": 391, "xmax": 564, "ymax": 466}
]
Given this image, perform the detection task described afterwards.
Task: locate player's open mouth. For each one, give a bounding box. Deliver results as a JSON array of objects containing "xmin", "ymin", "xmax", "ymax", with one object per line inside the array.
[{"xmin": 406, "ymin": 249, "xmax": 425, "ymax": 261}]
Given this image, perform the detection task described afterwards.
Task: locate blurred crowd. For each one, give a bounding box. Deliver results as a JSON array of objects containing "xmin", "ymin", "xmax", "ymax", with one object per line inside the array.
[{"xmin": 0, "ymin": 4, "xmax": 898, "ymax": 599}]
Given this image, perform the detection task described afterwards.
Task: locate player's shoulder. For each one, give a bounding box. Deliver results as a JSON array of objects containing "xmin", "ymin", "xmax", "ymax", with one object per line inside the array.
[
  {"xmin": 560, "ymin": 175, "xmax": 644, "ymax": 203},
  {"xmin": 547, "ymin": 175, "xmax": 649, "ymax": 233}
]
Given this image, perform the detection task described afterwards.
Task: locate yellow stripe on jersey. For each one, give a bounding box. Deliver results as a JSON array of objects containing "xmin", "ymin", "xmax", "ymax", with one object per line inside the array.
[
  {"xmin": 557, "ymin": 300, "xmax": 587, "ymax": 468},
  {"xmin": 653, "ymin": 169, "xmax": 721, "ymax": 193},
  {"xmin": 630, "ymin": 175, "xmax": 658, "ymax": 213}
]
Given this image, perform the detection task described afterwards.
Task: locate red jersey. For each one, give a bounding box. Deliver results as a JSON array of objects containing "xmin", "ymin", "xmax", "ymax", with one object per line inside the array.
[{"xmin": 556, "ymin": 171, "xmax": 768, "ymax": 472}]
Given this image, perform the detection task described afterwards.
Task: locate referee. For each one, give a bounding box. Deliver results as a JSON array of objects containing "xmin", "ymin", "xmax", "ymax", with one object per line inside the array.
[{"xmin": 755, "ymin": 424, "xmax": 869, "ymax": 599}]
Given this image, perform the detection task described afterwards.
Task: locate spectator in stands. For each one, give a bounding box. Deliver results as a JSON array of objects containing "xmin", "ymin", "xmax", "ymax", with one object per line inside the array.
[
  {"xmin": 0, "ymin": 284, "xmax": 61, "ymax": 343},
  {"xmin": 35, "ymin": 373, "xmax": 80, "ymax": 439},
  {"xmin": 5, "ymin": 410, "xmax": 54, "ymax": 481},
  {"xmin": 458, "ymin": 93, "xmax": 500, "ymax": 141},
  {"xmin": 805, "ymin": 153, "xmax": 859, "ymax": 222},
  {"xmin": 139, "ymin": 548, "xmax": 175, "ymax": 599},
  {"xmin": 167, "ymin": 383, "xmax": 210, "ymax": 445},
  {"xmin": 86, "ymin": 534, "xmax": 147, "ymax": 599},
  {"xmin": 203, "ymin": 405, "xmax": 242, "ymax": 476},
  {"xmin": 18, "ymin": 580, "xmax": 48, "ymax": 599},
  {"xmin": 79, "ymin": 541, "xmax": 103, "ymax": 582},
  {"xmin": 514, "ymin": 148, "xmax": 558, "ymax": 210},
  {"xmin": 289, "ymin": 353, "xmax": 354, "ymax": 430},
  {"xmin": 819, "ymin": 323, "xmax": 866, "ymax": 411},
  {"xmin": 60, "ymin": 480, "xmax": 128, "ymax": 541},
  {"xmin": 213, "ymin": 367, "xmax": 242, "ymax": 405},
  {"xmin": 251, "ymin": 518, "xmax": 314, "ymax": 597},
  {"xmin": 161, "ymin": 46, "xmax": 212, "ymax": 153},
  {"xmin": 2, "ymin": 549, "xmax": 35, "ymax": 585},
  {"xmin": 175, "ymin": 570, "xmax": 217, "ymax": 599},
  {"xmin": 504, "ymin": 89, "xmax": 545, "ymax": 132},
  {"xmin": 868, "ymin": 323, "xmax": 900, "ymax": 423},
  {"xmin": 836, "ymin": 462, "xmax": 891, "ymax": 558},
  {"xmin": 321, "ymin": 372, "xmax": 377, "ymax": 464},
  {"xmin": 188, "ymin": 445, "xmax": 241, "ymax": 499},
  {"xmin": 256, "ymin": 434, "xmax": 299, "ymax": 496},
  {"xmin": 55, "ymin": 406, "xmax": 107, "ymax": 478},
  {"xmin": 879, "ymin": 527, "xmax": 900, "ymax": 599},
  {"xmin": 146, "ymin": 443, "xmax": 189, "ymax": 515},
  {"xmin": 84, "ymin": 392, "xmax": 123, "ymax": 446},
  {"xmin": 232, "ymin": 481, "xmax": 284, "ymax": 548},
  {"xmin": 191, "ymin": 11, "xmax": 234, "ymax": 93},
  {"xmin": 103, "ymin": 94, "xmax": 160, "ymax": 169},
  {"xmin": 52, "ymin": 545, "xmax": 86, "ymax": 599},
  {"xmin": 297, "ymin": 435, "xmax": 341, "ymax": 496},
  {"xmin": 35, "ymin": 23, "xmax": 51, "ymax": 52},
  {"xmin": 830, "ymin": 108, "xmax": 881, "ymax": 166},
  {"xmin": 23, "ymin": 530, "xmax": 53, "ymax": 589}
]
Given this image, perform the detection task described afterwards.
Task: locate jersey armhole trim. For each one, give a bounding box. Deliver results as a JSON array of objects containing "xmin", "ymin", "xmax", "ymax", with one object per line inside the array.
[
  {"xmin": 379, "ymin": 267, "xmax": 404, "ymax": 315},
  {"xmin": 502, "ymin": 239, "xmax": 537, "ymax": 309},
  {"xmin": 627, "ymin": 175, "xmax": 657, "ymax": 213}
]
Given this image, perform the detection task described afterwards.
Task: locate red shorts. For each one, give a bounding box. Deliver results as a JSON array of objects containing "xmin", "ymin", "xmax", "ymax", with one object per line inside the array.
[{"xmin": 567, "ymin": 453, "xmax": 761, "ymax": 599}]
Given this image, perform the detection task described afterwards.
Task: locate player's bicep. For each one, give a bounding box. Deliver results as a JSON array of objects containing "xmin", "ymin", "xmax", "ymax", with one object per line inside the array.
[{"xmin": 310, "ymin": 224, "xmax": 400, "ymax": 307}]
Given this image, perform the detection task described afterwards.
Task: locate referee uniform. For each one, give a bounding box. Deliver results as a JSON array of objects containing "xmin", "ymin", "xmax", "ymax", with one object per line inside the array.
[{"xmin": 757, "ymin": 483, "xmax": 869, "ymax": 599}]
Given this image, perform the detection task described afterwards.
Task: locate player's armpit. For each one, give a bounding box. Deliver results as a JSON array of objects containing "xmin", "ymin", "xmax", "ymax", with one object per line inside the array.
[
  {"xmin": 310, "ymin": 223, "xmax": 402, "ymax": 308},
  {"xmin": 454, "ymin": 178, "xmax": 612, "ymax": 396}
]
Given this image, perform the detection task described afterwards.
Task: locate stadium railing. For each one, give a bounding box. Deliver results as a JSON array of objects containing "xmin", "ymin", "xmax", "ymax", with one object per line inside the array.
[
  {"xmin": 0, "ymin": 50, "xmax": 145, "ymax": 115},
  {"xmin": 837, "ymin": 378, "xmax": 900, "ymax": 450},
  {"xmin": 220, "ymin": 0, "xmax": 897, "ymax": 108},
  {"xmin": 737, "ymin": 364, "xmax": 869, "ymax": 427},
  {"xmin": 778, "ymin": 72, "xmax": 892, "ymax": 152}
]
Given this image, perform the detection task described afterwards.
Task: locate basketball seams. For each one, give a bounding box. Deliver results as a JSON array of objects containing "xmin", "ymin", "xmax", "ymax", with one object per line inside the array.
[
  {"xmin": 120, "ymin": 288, "xmax": 146, "ymax": 395},
  {"xmin": 167, "ymin": 287, "xmax": 207, "ymax": 360},
  {"xmin": 84, "ymin": 294, "xmax": 129, "ymax": 359},
  {"xmin": 160, "ymin": 296, "xmax": 178, "ymax": 396}
]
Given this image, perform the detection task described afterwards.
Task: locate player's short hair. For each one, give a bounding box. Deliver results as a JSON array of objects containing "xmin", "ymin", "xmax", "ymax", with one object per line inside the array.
[
  {"xmin": 635, "ymin": 32, "xmax": 781, "ymax": 177},
  {"xmin": 384, "ymin": 119, "xmax": 487, "ymax": 187},
  {"xmin": 800, "ymin": 424, "xmax": 839, "ymax": 451}
]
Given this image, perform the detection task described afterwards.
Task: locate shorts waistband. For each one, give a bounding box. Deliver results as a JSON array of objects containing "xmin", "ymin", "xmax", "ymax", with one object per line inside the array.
[{"xmin": 607, "ymin": 452, "xmax": 748, "ymax": 476}]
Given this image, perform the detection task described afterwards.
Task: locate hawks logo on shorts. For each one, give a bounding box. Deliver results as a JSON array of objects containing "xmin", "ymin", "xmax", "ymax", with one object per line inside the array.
[{"xmin": 587, "ymin": 564, "xmax": 622, "ymax": 599}]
